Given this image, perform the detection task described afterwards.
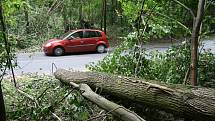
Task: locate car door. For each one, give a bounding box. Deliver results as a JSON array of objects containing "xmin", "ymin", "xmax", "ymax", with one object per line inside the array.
[
  {"xmin": 64, "ymin": 31, "xmax": 84, "ymax": 53},
  {"xmin": 81, "ymin": 30, "xmax": 98, "ymax": 52}
]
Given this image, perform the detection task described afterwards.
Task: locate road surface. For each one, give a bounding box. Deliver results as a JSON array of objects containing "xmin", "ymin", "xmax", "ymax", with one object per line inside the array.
[
  {"xmin": 12, "ymin": 38, "xmax": 215, "ymax": 75},
  {"xmin": 14, "ymin": 52, "xmax": 108, "ymax": 75}
]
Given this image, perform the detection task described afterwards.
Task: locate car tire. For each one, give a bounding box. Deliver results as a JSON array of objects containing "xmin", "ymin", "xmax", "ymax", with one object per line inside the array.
[
  {"xmin": 53, "ymin": 47, "xmax": 64, "ymax": 56},
  {"xmin": 96, "ymin": 45, "xmax": 106, "ymax": 53}
]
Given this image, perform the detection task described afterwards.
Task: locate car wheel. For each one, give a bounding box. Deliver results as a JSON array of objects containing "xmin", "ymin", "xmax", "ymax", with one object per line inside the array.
[
  {"xmin": 53, "ymin": 47, "xmax": 64, "ymax": 56},
  {"xmin": 96, "ymin": 45, "xmax": 105, "ymax": 53}
]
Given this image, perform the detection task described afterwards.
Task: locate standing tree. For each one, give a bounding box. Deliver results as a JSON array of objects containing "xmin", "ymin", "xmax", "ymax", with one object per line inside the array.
[
  {"xmin": 0, "ymin": 81, "xmax": 6, "ymax": 121},
  {"xmin": 103, "ymin": 0, "xmax": 107, "ymax": 34},
  {"xmin": 0, "ymin": 0, "xmax": 7, "ymax": 120},
  {"xmin": 190, "ymin": 0, "xmax": 206, "ymax": 86}
]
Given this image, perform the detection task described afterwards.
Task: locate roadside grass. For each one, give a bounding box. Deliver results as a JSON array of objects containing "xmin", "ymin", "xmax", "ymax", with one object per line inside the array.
[{"xmin": 2, "ymin": 74, "xmax": 113, "ymax": 121}]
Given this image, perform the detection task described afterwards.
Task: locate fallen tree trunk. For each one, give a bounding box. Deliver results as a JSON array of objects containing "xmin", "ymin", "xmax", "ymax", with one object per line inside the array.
[
  {"xmin": 54, "ymin": 69, "xmax": 215, "ymax": 121},
  {"xmin": 69, "ymin": 82, "xmax": 145, "ymax": 121}
]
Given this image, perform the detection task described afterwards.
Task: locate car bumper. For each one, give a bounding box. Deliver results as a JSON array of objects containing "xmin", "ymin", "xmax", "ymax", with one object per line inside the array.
[{"xmin": 43, "ymin": 46, "xmax": 53, "ymax": 55}]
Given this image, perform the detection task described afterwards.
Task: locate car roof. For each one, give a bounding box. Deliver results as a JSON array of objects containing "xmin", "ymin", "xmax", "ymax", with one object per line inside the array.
[{"xmin": 73, "ymin": 29, "xmax": 103, "ymax": 33}]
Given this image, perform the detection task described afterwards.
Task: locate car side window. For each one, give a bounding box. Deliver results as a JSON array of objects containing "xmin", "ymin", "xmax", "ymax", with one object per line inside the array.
[
  {"xmin": 69, "ymin": 31, "xmax": 83, "ymax": 39},
  {"xmin": 83, "ymin": 31, "xmax": 101, "ymax": 38},
  {"xmin": 95, "ymin": 31, "xmax": 102, "ymax": 37},
  {"xmin": 83, "ymin": 31, "xmax": 90, "ymax": 38}
]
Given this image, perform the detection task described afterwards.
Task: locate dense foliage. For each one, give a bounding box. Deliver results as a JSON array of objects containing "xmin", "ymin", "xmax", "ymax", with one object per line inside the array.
[
  {"xmin": 1, "ymin": 0, "xmax": 215, "ymax": 50},
  {"xmin": 3, "ymin": 0, "xmax": 124, "ymax": 50},
  {"xmin": 86, "ymin": 0, "xmax": 215, "ymax": 88},
  {"xmin": 88, "ymin": 39, "xmax": 215, "ymax": 88}
]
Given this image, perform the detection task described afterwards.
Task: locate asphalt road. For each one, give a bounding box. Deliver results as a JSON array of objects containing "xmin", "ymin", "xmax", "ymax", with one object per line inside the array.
[
  {"xmin": 13, "ymin": 38, "xmax": 215, "ymax": 75},
  {"xmin": 14, "ymin": 52, "xmax": 108, "ymax": 75}
]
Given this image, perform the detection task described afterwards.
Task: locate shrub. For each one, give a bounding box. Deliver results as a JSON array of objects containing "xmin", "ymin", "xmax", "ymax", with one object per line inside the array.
[{"xmin": 88, "ymin": 39, "xmax": 215, "ymax": 88}]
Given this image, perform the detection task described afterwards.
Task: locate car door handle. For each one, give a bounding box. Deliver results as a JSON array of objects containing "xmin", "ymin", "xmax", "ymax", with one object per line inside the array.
[{"xmin": 80, "ymin": 41, "xmax": 84, "ymax": 43}]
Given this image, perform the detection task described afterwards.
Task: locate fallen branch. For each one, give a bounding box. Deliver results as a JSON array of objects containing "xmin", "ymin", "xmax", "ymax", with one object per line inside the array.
[{"xmin": 70, "ymin": 82, "xmax": 145, "ymax": 121}]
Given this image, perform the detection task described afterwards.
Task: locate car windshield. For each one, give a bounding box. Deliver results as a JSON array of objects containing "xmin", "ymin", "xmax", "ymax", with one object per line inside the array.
[{"xmin": 57, "ymin": 31, "xmax": 74, "ymax": 40}]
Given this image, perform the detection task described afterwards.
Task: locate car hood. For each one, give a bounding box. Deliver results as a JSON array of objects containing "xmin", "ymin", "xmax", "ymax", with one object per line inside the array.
[
  {"xmin": 43, "ymin": 38, "xmax": 61, "ymax": 45},
  {"xmin": 47, "ymin": 38, "xmax": 61, "ymax": 43}
]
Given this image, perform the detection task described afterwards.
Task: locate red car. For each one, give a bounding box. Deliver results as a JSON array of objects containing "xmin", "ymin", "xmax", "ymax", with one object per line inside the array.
[{"xmin": 43, "ymin": 29, "xmax": 109, "ymax": 56}]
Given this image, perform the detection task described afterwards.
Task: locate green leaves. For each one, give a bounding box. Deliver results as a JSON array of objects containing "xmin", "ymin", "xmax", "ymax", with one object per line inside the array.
[{"xmin": 88, "ymin": 39, "xmax": 215, "ymax": 88}]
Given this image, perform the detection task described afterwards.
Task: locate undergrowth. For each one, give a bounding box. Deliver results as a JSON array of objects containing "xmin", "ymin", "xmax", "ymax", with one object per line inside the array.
[{"xmin": 2, "ymin": 74, "xmax": 103, "ymax": 121}]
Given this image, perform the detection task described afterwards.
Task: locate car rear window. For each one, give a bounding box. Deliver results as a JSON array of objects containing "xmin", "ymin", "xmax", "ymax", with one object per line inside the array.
[{"xmin": 95, "ymin": 31, "xmax": 102, "ymax": 37}]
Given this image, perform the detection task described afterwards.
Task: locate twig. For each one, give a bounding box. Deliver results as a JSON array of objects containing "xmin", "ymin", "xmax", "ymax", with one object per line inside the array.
[
  {"xmin": 0, "ymin": 66, "xmax": 7, "ymax": 83},
  {"xmin": 57, "ymin": 89, "xmax": 74, "ymax": 104},
  {"xmin": 183, "ymin": 66, "xmax": 191, "ymax": 85},
  {"xmin": 48, "ymin": 89, "xmax": 74, "ymax": 112},
  {"xmin": 47, "ymin": 0, "xmax": 59, "ymax": 14},
  {"xmin": 50, "ymin": 0, "xmax": 64, "ymax": 14},
  {"xmin": 153, "ymin": 11, "xmax": 191, "ymax": 34},
  {"xmin": 36, "ymin": 87, "xmax": 51, "ymax": 100},
  {"xmin": 137, "ymin": 0, "xmax": 146, "ymax": 38},
  {"xmin": 87, "ymin": 106, "xmax": 123, "ymax": 121},
  {"xmin": 17, "ymin": 89, "xmax": 39, "ymax": 107},
  {"xmin": 70, "ymin": 82, "xmax": 79, "ymax": 88},
  {"xmin": 51, "ymin": 111, "xmax": 62, "ymax": 121},
  {"xmin": 172, "ymin": 0, "xmax": 195, "ymax": 18}
]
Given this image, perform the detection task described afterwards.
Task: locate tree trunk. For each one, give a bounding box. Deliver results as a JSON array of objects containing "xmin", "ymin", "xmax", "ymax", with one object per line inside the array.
[
  {"xmin": 103, "ymin": 0, "xmax": 107, "ymax": 34},
  {"xmin": 0, "ymin": 1, "xmax": 13, "ymax": 120},
  {"xmin": 54, "ymin": 69, "xmax": 215, "ymax": 121},
  {"xmin": 79, "ymin": 1, "xmax": 83, "ymax": 28},
  {"xmin": 0, "ymin": 84, "xmax": 6, "ymax": 121},
  {"xmin": 24, "ymin": 6, "xmax": 30, "ymax": 34},
  {"xmin": 110, "ymin": 0, "xmax": 115, "ymax": 25},
  {"xmin": 62, "ymin": 4, "xmax": 69, "ymax": 32},
  {"xmin": 100, "ymin": 0, "xmax": 104, "ymax": 30},
  {"xmin": 190, "ymin": 0, "xmax": 206, "ymax": 86}
]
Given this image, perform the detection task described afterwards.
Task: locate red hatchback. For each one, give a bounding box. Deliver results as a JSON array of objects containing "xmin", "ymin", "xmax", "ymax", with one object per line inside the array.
[{"xmin": 43, "ymin": 29, "xmax": 109, "ymax": 56}]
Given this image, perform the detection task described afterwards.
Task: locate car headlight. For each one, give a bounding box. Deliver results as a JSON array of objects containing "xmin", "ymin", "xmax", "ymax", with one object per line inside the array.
[{"xmin": 45, "ymin": 43, "xmax": 52, "ymax": 47}]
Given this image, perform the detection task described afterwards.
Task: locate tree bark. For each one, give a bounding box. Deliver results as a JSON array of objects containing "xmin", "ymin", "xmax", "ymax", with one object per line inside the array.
[{"xmin": 54, "ymin": 69, "xmax": 215, "ymax": 121}]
